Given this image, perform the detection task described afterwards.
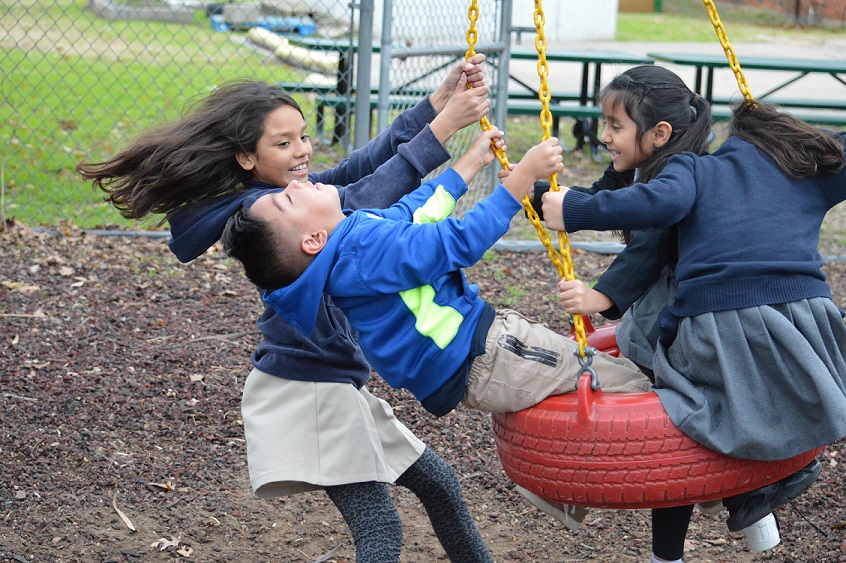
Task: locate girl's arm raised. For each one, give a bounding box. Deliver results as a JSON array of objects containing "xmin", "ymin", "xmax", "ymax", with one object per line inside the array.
[{"xmin": 314, "ymin": 54, "xmax": 488, "ymax": 196}]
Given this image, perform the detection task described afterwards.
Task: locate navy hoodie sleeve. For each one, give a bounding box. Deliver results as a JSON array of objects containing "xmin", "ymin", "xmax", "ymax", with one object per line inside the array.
[
  {"xmin": 530, "ymin": 164, "xmax": 633, "ymax": 221},
  {"xmin": 536, "ymin": 165, "xmax": 670, "ymax": 319},
  {"xmin": 562, "ymin": 156, "xmax": 697, "ymax": 232},
  {"xmin": 311, "ymin": 97, "xmax": 449, "ymax": 211},
  {"xmin": 311, "ymin": 96, "xmax": 436, "ymax": 187},
  {"xmin": 167, "ymin": 187, "xmax": 280, "ymax": 263}
]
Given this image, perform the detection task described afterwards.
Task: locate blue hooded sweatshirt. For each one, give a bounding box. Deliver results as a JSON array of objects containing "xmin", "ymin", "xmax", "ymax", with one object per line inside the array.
[
  {"xmin": 166, "ymin": 98, "xmax": 451, "ymax": 386},
  {"xmin": 264, "ymin": 167, "xmax": 522, "ymax": 412}
]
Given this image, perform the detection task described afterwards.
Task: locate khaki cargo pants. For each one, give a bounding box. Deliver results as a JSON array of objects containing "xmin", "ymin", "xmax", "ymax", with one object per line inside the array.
[{"xmin": 463, "ymin": 309, "xmax": 652, "ymax": 413}]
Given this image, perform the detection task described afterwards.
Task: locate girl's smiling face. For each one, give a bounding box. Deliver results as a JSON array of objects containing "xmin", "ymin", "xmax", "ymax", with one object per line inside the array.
[
  {"xmin": 599, "ymin": 97, "xmax": 656, "ymax": 173},
  {"xmin": 236, "ymin": 104, "xmax": 312, "ymax": 188}
]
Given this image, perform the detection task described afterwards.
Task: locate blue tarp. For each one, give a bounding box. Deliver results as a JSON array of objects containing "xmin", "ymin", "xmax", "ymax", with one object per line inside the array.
[{"xmin": 210, "ymin": 14, "xmax": 317, "ymax": 35}]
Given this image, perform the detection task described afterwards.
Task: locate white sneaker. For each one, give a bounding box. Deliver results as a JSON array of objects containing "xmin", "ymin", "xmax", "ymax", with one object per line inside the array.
[
  {"xmin": 514, "ymin": 485, "xmax": 588, "ymax": 531},
  {"xmin": 743, "ymin": 513, "xmax": 781, "ymax": 552},
  {"xmin": 696, "ymin": 499, "xmax": 725, "ymax": 514}
]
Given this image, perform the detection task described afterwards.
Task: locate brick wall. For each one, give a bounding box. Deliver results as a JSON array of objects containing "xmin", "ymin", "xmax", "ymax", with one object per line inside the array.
[
  {"xmin": 724, "ymin": 0, "xmax": 846, "ymax": 23},
  {"xmin": 619, "ymin": 0, "xmax": 655, "ymax": 12}
]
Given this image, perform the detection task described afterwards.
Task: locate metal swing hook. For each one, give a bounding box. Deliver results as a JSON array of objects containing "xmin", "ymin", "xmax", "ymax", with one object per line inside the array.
[{"xmin": 574, "ymin": 346, "xmax": 600, "ymax": 391}]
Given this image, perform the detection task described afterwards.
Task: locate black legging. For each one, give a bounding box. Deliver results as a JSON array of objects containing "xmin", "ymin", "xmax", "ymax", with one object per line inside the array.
[
  {"xmin": 652, "ymin": 504, "xmax": 695, "ymax": 561},
  {"xmin": 326, "ymin": 447, "xmax": 493, "ymax": 562}
]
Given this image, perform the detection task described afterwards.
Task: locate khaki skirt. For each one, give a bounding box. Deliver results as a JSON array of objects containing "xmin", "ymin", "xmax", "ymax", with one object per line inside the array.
[{"xmin": 242, "ymin": 368, "xmax": 425, "ymax": 498}]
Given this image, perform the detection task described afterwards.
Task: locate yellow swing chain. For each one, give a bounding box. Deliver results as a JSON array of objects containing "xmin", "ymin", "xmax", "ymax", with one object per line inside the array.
[
  {"xmin": 465, "ymin": 0, "xmax": 591, "ymax": 359},
  {"xmin": 465, "ymin": 0, "xmax": 511, "ymax": 171},
  {"xmin": 701, "ymin": 0, "xmax": 756, "ymax": 106}
]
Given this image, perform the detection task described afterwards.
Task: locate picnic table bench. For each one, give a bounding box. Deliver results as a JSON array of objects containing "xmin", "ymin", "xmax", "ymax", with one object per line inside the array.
[
  {"xmin": 710, "ymin": 106, "xmax": 846, "ymax": 126},
  {"xmin": 311, "ymin": 92, "xmax": 605, "ymax": 141},
  {"xmin": 648, "ymin": 51, "xmax": 846, "ymax": 127},
  {"xmin": 506, "ymin": 49, "xmax": 654, "ymax": 156},
  {"xmin": 283, "ymin": 38, "xmax": 654, "ymax": 149}
]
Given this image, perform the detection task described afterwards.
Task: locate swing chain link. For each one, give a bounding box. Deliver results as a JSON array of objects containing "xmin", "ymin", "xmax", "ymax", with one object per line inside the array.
[
  {"xmin": 533, "ymin": 4, "xmax": 553, "ymax": 140},
  {"xmin": 466, "ymin": 2, "xmax": 479, "ymax": 54},
  {"xmin": 532, "ymin": 0, "xmax": 590, "ymax": 355},
  {"xmin": 701, "ymin": 0, "xmax": 756, "ymax": 106},
  {"xmin": 466, "ymin": 0, "xmax": 511, "ymax": 171}
]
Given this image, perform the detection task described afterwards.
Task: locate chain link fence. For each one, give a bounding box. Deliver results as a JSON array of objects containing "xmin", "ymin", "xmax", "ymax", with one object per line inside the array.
[{"xmin": 1, "ymin": 0, "xmax": 506, "ymax": 230}]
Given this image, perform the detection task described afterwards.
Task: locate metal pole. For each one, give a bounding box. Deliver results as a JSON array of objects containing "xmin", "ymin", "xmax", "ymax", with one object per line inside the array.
[
  {"xmin": 377, "ymin": 0, "xmax": 393, "ymax": 133},
  {"xmin": 353, "ymin": 0, "xmax": 375, "ymax": 149},
  {"xmin": 484, "ymin": 0, "xmax": 512, "ymax": 192},
  {"xmin": 495, "ymin": 0, "xmax": 512, "ymax": 138}
]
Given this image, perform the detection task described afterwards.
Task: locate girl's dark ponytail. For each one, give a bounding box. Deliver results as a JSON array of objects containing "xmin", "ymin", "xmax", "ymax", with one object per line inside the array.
[
  {"xmin": 729, "ymin": 102, "xmax": 845, "ymax": 179},
  {"xmin": 638, "ymin": 89, "xmax": 712, "ymax": 183}
]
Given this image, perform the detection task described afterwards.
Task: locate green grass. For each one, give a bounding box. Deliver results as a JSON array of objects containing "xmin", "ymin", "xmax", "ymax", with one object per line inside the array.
[
  {"xmin": 0, "ymin": 0, "xmax": 326, "ymax": 228},
  {"xmin": 2, "ymin": 0, "xmax": 842, "ymax": 229},
  {"xmin": 617, "ymin": 0, "xmax": 846, "ymax": 42}
]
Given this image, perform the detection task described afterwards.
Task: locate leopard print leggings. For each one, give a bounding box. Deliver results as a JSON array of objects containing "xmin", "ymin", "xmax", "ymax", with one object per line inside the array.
[{"xmin": 325, "ymin": 447, "xmax": 493, "ymax": 562}]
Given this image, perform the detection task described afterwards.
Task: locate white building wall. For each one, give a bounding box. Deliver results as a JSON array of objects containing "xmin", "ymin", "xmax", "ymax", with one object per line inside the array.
[{"xmin": 511, "ymin": 0, "xmax": 619, "ymax": 43}]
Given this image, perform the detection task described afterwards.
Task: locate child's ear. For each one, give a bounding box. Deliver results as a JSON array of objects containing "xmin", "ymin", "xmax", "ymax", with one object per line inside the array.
[
  {"xmin": 301, "ymin": 230, "xmax": 328, "ymax": 255},
  {"xmin": 652, "ymin": 121, "xmax": 673, "ymax": 149},
  {"xmin": 236, "ymin": 151, "xmax": 256, "ymax": 171}
]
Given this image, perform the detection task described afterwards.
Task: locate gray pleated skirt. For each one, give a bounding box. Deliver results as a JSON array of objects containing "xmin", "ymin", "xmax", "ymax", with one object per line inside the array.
[
  {"xmin": 653, "ymin": 297, "xmax": 846, "ymax": 461},
  {"xmin": 617, "ymin": 266, "xmax": 675, "ymax": 370},
  {"xmin": 241, "ymin": 369, "xmax": 425, "ymax": 498}
]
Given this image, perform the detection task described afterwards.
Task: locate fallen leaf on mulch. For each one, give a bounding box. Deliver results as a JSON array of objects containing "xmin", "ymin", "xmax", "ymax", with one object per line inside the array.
[{"xmin": 112, "ymin": 493, "xmax": 136, "ymax": 532}]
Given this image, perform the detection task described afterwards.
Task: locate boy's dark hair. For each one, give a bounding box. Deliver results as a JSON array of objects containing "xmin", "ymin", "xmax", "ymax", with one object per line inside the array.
[
  {"xmin": 221, "ymin": 208, "xmax": 311, "ymax": 292},
  {"xmin": 78, "ymin": 81, "xmax": 303, "ymax": 222},
  {"xmin": 600, "ymin": 65, "xmax": 713, "ymax": 184},
  {"xmin": 729, "ymin": 101, "xmax": 845, "ymax": 178}
]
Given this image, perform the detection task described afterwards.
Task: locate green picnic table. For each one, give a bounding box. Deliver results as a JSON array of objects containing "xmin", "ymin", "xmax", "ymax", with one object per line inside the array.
[
  {"xmin": 284, "ymin": 38, "xmax": 658, "ymax": 149},
  {"xmin": 507, "ymin": 49, "xmax": 654, "ymax": 156},
  {"xmin": 648, "ymin": 51, "xmax": 846, "ymax": 125}
]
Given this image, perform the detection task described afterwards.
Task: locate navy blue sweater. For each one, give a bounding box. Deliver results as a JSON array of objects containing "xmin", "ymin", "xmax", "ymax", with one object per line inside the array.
[
  {"xmin": 537, "ymin": 166, "xmax": 676, "ymax": 319},
  {"xmin": 572, "ymin": 165, "xmax": 676, "ymax": 320},
  {"xmin": 563, "ymin": 134, "xmax": 846, "ymax": 318}
]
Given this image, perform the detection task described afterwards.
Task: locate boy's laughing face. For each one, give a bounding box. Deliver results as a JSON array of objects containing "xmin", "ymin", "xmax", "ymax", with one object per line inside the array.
[{"xmin": 249, "ymin": 180, "xmax": 345, "ymax": 244}]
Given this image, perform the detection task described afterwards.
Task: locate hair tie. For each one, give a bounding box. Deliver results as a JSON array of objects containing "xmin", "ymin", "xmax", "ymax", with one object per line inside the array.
[{"xmin": 690, "ymin": 93, "xmax": 700, "ymax": 120}]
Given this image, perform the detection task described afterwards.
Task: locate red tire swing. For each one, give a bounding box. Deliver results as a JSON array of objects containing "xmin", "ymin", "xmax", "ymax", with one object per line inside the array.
[
  {"xmin": 464, "ymin": 0, "xmax": 824, "ymax": 509},
  {"xmin": 491, "ymin": 319, "xmax": 824, "ymax": 509}
]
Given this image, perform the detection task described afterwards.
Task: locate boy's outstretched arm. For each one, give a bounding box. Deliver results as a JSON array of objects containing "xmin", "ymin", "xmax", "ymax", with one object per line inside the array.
[
  {"xmin": 502, "ymin": 138, "xmax": 564, "ymax": 202},
  {"xmin": 452, "ymin": 127, "xmax": 504, "ymax": 184}
]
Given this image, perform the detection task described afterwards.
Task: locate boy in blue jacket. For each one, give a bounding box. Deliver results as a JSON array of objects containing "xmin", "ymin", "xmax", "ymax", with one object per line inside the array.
[{"xmin": 222, "ymin": 128, "xmax": 652, "ymax": 418}]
